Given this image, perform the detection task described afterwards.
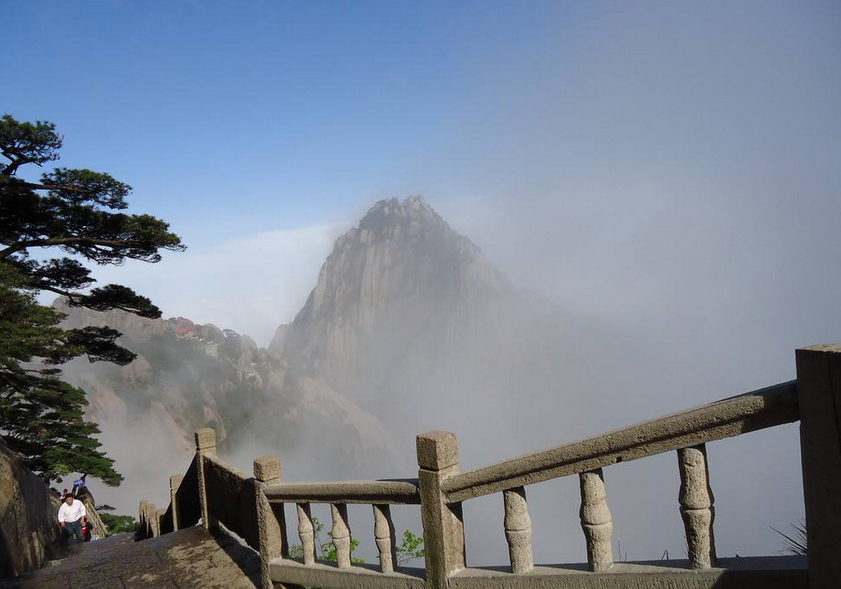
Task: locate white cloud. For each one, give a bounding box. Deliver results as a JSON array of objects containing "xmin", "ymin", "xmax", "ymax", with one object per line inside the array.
[{"xmin": 84, "ymin": 223, "xmax": 346, "ymax": 346}]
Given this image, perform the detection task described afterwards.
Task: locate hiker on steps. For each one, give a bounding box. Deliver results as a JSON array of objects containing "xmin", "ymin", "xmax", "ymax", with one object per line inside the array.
[{"xmin": 58, "ymin": 493, "xmax": 87, "ymax": 545}]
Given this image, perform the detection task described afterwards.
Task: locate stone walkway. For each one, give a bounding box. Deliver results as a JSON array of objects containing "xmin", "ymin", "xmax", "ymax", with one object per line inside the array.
[{"xmin": 0, "ymin": 527, "xmax": 260, "ymax": 589}]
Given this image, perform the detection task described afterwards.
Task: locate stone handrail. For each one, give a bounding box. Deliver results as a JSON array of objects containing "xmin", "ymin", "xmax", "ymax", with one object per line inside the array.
[
  {"xmin": 140, "ymin": 345, "xmax": 841, "ymax": 589},
  {"xmin": 202, "ymin": 453, "xmax": 261, "ymax": 549},
  {"xmin": 263, "ymin": 478, "xmax": 422, "ymax": 582},
  {"xmin": 262, "ymin": 479, "xmax": 421, "ymax": 504},
  {"xmin": 441, "ymin": 380, "xmax": 799, "ymax": 502}
]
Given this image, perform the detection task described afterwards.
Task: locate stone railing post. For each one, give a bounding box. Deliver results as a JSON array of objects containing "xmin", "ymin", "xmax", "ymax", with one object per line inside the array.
[
  {"xmin": 170, "ymin": 475, "xmax": 183, "ymax": 532},
  {"xmin": 678, "ymin": 444, "xmax": 716, "ymax": 568},
  {"xmin": 195, "ymin": 428, "xmax": 218, "ymax": 532},
  {"xmin": 417, "ymin": 430, "xmax": 466, "ymax": 589},
  {"xmin": 254, "ymin": 456, "xmax": 285, "ymax": 589},
  {"xmin": 373, "ymin": 504, "xmax": 398, "ymax": 573},
  {"xmin": 797, "ymin": 344, "xmax": 841, "ymax": 588},
  {"xmin": 579, "ymin": 469, "xmax": 613, "ymax": 572},
  {"xmin": 138, "ymin": 500, "xmax": 149, "ymax": 538},
  {"xmin": 143, "ymin": 502, "xmax": 157, "ymax": 538},
  {"xmin": 503, "ymin": 486, "xmax": 533, "ymax": 573},
  {"xmin": 155, "ymin": 508, "xmax": 166, "ymax": 538},
  {"xmin": 296, "ymin": 503, "xmax": 316, "ymax": 565},
  {"xmin": 331, "ymin": 503, "xmax": 352, "ymax": 569}
]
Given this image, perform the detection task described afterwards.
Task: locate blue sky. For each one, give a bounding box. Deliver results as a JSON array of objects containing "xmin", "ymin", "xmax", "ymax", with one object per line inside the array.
[
  {"xmin": 3, "ymin": 1, "xmax": 839, "ymax": 346},
  {"xmin": 5, "ymin": 1, "xmax": 835, "ymax": 241},
  {"xmin": 4, "ymin": 1, "xmax": 591, "ymax": 235}
]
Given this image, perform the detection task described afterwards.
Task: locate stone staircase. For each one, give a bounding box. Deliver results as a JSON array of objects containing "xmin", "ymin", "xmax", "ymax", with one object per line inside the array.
[{"xmin": 0, "ymin": 527, "xmax": 260, "ymax": 589}]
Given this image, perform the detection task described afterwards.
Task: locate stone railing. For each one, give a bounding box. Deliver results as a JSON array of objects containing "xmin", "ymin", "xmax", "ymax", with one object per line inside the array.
[{"xmin": 141, "ymin": 344, "xmax": 841, "ymax": 589}]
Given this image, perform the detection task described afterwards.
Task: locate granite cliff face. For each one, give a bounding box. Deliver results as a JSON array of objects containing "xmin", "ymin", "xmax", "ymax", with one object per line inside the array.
[
  {"xmin": 272, "ymin": 196, "xmax": 566, "ymax": 439},
  {"xmin": 276, "ymin": 197, "xmax": 512, "ymax": 407}
]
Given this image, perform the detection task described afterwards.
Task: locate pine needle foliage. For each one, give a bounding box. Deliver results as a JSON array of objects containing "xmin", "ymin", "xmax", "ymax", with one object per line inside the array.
[{"xmin": 0, "ymin": 114, "xmax": 184, "ymax": 486}]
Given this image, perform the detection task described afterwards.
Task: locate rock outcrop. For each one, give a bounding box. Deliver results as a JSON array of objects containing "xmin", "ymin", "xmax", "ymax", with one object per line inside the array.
[
  {"xmin": 55, "ymin": 295, "xmax": 396, "ymax": 496},
  {"xmin": 0, "ymin": 438, "xmax": 109, "ymax": 578},
  {"xmin": 0, "ymin": 438, "xmax": 62, "ymax": 577},
  {"xmin": 273, "ymin": 196, "xmax": 566, "ymax": 432}
]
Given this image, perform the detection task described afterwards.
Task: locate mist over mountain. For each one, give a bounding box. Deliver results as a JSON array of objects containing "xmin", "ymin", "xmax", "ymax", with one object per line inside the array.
[
  {"xmin": 54, "ymin": 195, "xmax": 807, "ymax": 565},
  {"xmin": 275, "ymin": 196, "xmax": 569, "ymax": 434},
  {"xmin": 58, "ymin": 196, "xmax": 574, "ymax": 512}
]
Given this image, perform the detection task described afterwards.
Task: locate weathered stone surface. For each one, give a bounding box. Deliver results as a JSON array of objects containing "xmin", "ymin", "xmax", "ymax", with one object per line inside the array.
[
  {"xmin": 2, "ymin": 527, "xmax": 262, "ymax": 589},
  {"xmin": 503, "ymin": 487, "xmax": 533, "ymax": 573},
  {"xmin": 169, "ymin": 475, "xmax": 184, "ymax": 532},
  {"xmin": 417, "ymin": 430, "xmax": 465, "ymax": 589},
  {"xmin": 174, "ymin": 457, "xmax": 201, "ymax": 530},
  {"xmin": 797, "ymin": 344, "xmax": 841, "ymax": 589},
  {"xmin": 373, "ymin": 504, "xmax": 397, "ymax": 573},
  {"xmin": 417, "ymin": 431, "xmax": 459, "ymax": 471},
  {"xmin": 252, "ymin": 456, "xmax": 280, "ymax": 483},
  {"xmin": 145, "ymin": 502, "xmax": 158, "ymax": 538},
  {"xmin": 331, "ymin": 504, "xmax": 352, "ymax": 569},
  {"xmin": 678, "ymin": 445, "xmax": 716, "ymax": 569},
  {"xmin": 296, "ymin": 503, "xmax": 316, "ymax": 566},
  {"xmin": 271, "ymin": 559, "xmax": 425, "ymax": 589},
  {"xmin": 253, "ymin": 456, "xmax": 282, "ymax": 589},
  {"xmin": 263, "ymin": 479, "xmax": 420, "ymax": 504},
  {"xmin": 195, "ymin": 428, "xmax": 217, "ymax": 452},
  {"xmin": 202, "ymin": 454, "xmax": 258, "ymax": 550},
  {"xmin": 0, "ymin": 438, "xmax": 62, "ymax": 577},
  {"xmin": 448, "ymin": 556, "xmax": 807, "ymax": 589},
  {"xmin": 579, "ymin": 469, "xmax": 613, "ymax": 572},
  {"xmin": 196, "ymin": 430, "xmax": 218, "ymax": 533}
]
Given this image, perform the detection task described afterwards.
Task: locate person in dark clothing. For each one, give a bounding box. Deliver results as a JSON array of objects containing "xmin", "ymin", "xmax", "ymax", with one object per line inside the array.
[{"xmin": 72, "ymin": 473, "xmax": 87, "ymax": 497}]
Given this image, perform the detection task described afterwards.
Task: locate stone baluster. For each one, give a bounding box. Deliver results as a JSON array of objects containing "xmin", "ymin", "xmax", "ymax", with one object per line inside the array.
[
  {"xmin": 195, "ymin": 428, "xmax": 218, "ymax": 531},
  {"xmin": 296, "ymin": 503, "xmax": 316, "ymax": 565},
  {"xmin": 138, "ymin": 500, "xmax": 148, "ymax": 538},
  {"xmin": 144, "ymin": 502, "xmax": 157, "ymax": 538},
  {"xmin": 254, "ymin": 456, "xmax": 286, "ymax": 589},
  {"xmin": 417, "ymin": 431, "xmax": 466, "ymax": 589},
  {"xmin": 796, "ymin": 344, "xmax": 841, "ymax": 589},
  {"xmin": 169, "ymin": 475, "xmax": 183, "ymax": 532},
  {"xmin": 678, "ymin": 445, "xmax": 716, "ymax": 568},
  {"xmin": 373, "ymin": 504, "xmax": 398, "ymax": 573},
  {"xmin": 331, "ymin": 503, "xmax": 352, "ymax": 568},
  {"xmin": 155, "ymin": 508, "xmax": 165, "ymax": 538},
  {"xmin": 503, "ymin": 486, "xmax": 534, "ymax": 573},
  {"xmin": 579, "ymin": 468, "xmax": 613, "ymax": 572}
]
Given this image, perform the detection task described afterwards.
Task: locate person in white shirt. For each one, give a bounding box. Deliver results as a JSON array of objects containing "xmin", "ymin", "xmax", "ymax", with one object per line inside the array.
[{"xmin": 57, "ymin": 494, "xmax": 87, "ymax": 544}]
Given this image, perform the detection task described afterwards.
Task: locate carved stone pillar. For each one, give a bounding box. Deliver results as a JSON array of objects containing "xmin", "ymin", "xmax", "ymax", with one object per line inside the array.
[
  {"xmin": 254, "ymin": 455, "xmax": 284, "ymax": 589},
  {"xmin": 195, "ymin": 428, "xmax": 218, "ymax": 531},
  {"xmin": 503, "ymin": 487, "xmax": 533, "ymax": 573},
  {"xmin": 678, "ymin": 445, "xmax": 716, "ymax": 569},
  {"xmin": 579, "ymin": 469, "xmax": 613, "ymax": 572},
  {"xmin": 417, "ymin": 430, "xmax": 466, "ymax": 589},
  {"xmin": 373, "ymin": 504, "xmax": 398, "ymax": 572},
  {"xmin": 331, "ymin": 503, "xmax": 352, "ymax": 568},
  {"xmin": 169, "ymin": 475, "xmax": 183, "ymax": 532},
  {"xmin": 296, "ymin": 503, "xmax": 316, "ymax": 565}
]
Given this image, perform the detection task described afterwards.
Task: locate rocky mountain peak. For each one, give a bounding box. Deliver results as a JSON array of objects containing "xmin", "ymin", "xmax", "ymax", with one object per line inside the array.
[
  {"xmin": 358, "ymin": 195, "xmax": 444, "ymax": 232},
  {"xmin": 277, "ymin": 195, "xmax": 515, "ymax": 410}
]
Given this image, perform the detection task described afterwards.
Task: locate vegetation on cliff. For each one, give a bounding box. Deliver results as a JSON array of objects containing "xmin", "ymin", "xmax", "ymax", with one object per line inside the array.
[{"xmin": 0, "ymin": 114, "xmax": 184, "ymax": 486}]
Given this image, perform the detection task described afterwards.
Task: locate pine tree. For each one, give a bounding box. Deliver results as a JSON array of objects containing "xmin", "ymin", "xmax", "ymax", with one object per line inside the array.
[{"xmin": 0, "ymin": 114, "xmax": 184, "ymax": 486}]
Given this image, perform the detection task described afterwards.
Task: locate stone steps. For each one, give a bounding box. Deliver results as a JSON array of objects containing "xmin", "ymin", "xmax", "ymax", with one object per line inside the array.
[{"xmin": 0, "ymin": 527, "xmax": 260, "ymax": 589}]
